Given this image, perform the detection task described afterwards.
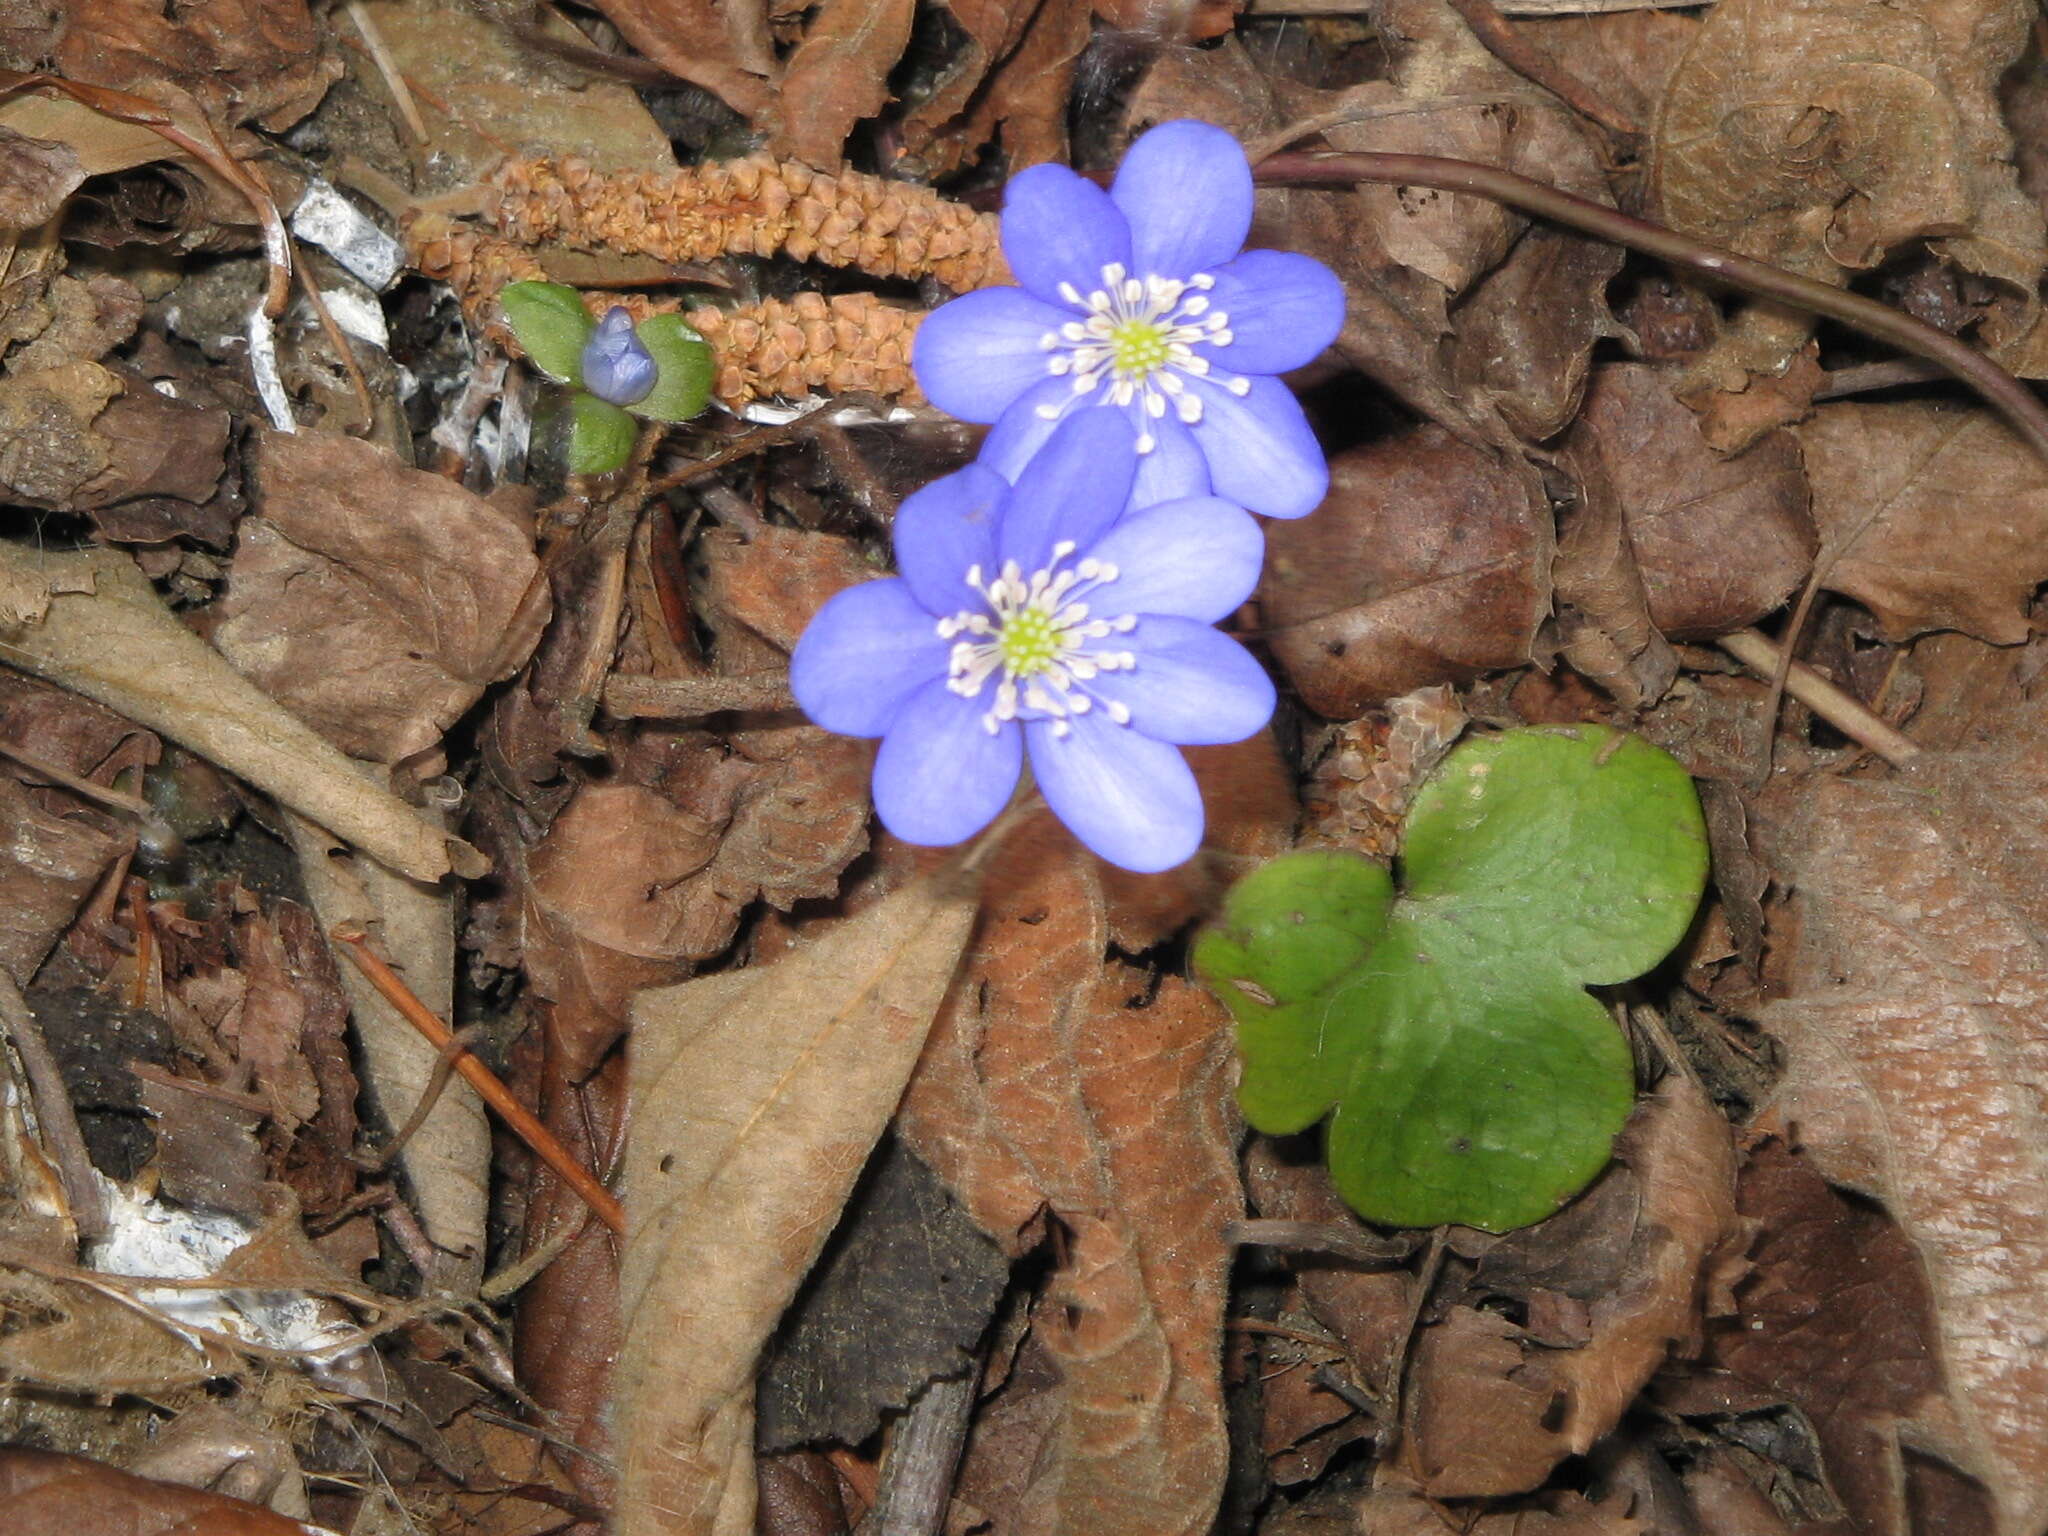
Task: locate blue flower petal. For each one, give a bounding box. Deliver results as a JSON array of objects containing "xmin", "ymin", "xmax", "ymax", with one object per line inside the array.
[
  {"xmin": 1131, "ymin": 411, "xmax": 1211, "ymax": 507},
  {"xmin": 1186, "ymin": 374, "xmax": 1329, "ymax": 519},
  {"xmin": 1027, "ymin": 712, "xmax": 1203, "ymax": 873},
  {"xmin": 1110, "ymin": 120, "xmax": 1254, "ymax": 279},
  {"xmin": 1203, "ymin": 250, "xmax": 1346, "ymax": 374},
  {"xmin": 893, "ymin": 463, "xmax": 1007, "ymax": 615},
  {"xmin": 581, "ymin": 306, "xmax": 658, "ymax": 406},
  {"xmin": 790, "ymin": 579, "xmax": 949, "ymax": 738},
  {"xmin": 911, "ymin": 287, "xmax": 1068, "ymax": 424},
  {"xmin": 872, "ymin": 680, "xmax": 1022, "ymax": 846},
  {"xmin": 1083, "ymin": 497, "xmax": 1263, "ymax": 622},
  {"xmin": 980, "ymin": 376, "xmax": 1075, "ymax": 484},
  {"xmin": 1093, "ymin": 616, "xmax": 1275, "ymax": 745},
  {"xmin": 1001, "ymin": 164, "xmax": 1133, "ymax": 305},
  {"xmin": 1000, "ymin": 410, "xmax": 1139, "ymax": 572}
]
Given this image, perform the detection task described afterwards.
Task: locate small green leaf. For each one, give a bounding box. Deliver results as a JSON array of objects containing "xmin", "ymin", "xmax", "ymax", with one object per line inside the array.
[
  {"xmin": 566, "ymin": 393, "xmax": 638, "ymax": 474},
  {"xmin": 629, "ymin": 313, "xmax": 714, "ymax": 423},
  {"xmin": 1194, "ymin": 724, "xmax": 1708, "ymax": 1232},
  {"xmin": 500, "ymin": 281, "xmax": 594, "ymax": 384}
]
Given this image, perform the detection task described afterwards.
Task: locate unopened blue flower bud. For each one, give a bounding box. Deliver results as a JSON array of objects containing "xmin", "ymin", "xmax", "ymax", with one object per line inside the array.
[{"xmin": 580, "ymin": 306, "xmax": 658, "ymax": 406}]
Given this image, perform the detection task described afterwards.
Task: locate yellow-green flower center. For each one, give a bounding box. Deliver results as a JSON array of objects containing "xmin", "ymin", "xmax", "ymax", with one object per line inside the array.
[
  {"xmin": 1108, "ymin": 318, "xmax": 1171, "ymax": 381},
  {"xmin": 997, "ymin": 605, "xmax": 1061, "ymax": 675},
  {"xmin": 940, "ymin": 549, "xmax": 1142, "ymax": 737}
]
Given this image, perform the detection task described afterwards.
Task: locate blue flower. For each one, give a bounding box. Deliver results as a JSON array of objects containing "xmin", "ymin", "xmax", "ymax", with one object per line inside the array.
[
  {"xmin": 911, "ymin": 119, "xmax": 1345, "ymax": 521},
  {"xmin": 790, "ymin": 411, "xmax": 1276, "ymax": 873},
  {"xmin": 580, "ymin": 306, "xmax": 659, "ymax": 406}
]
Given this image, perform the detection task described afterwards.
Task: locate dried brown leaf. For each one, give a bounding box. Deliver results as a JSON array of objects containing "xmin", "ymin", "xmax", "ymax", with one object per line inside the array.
[
  {"xmin": 0, "ymin": 126, "xmax": 83, "ymax": 230},
  {"xmin": 1706, "ymin": 1141, "xmax": 1957, "ymax": 1536},
  {"xmin": 0, "ymin": 360, "xmax": 122, "ymax": 509},
  {"xmin": 895, "ymin": 0, "xmax": 1041, "ymax": 163},
  {"xmin": 1261, "ymin": 428, "xmax": 1552, "ymax": 718},
  {"xmin": 1754, "ymin": 717, "xmax": 2048, "ymax": 1533},
  {"xmin": 617, "ymin": 868, "xmax": 982, "ymax": 1536},
  {"xmin": 56, "ymin": 0, "xmax": 338, "ymax": 132},
  {"xmin": 1562, "ymin": 363, "xmax": 1816, "ymax": 641},
  {"xmin": 589, "ymin": 0, "xmax": 780, "ymax": 125},
  {"xmin": 0, "ymin": 1448, "xmax": 328, "ymax": 1535},
  {"xmin": 899, "ymin": 830, "xmax": 1241, "ymax": 1536},
  {"xmin": 359, "ymin": 0, "xmax": 676, "ymax": 187},
  {"xmin": 1307, "ymin": 2, "xmax": 1622, "ymax": 443},
  {"xmin": 1356, "ymin": 1487, "xmax": 1642, "ymax": 1536},
  {"xmin": 1649, "ymin": 0, "xmax": 2046, "ymax": 398},
  {"xmin": 777, "ymin": 0, "xmax": 916, "ymax": 170},
  {"xmin": 1399, "ymin": 1076, "xmax": 1741, "ymax": 1497},
  {"xmin": 1795, "ymin": 401, "xmax": 2048, "ymax": 644},
  {"xmin": 0, "ymin": 772, "xmax": 127, "ymax": 987},
  {"xmin": 215, "ymin": 429, "xmax": 546, "ymax": 765}
]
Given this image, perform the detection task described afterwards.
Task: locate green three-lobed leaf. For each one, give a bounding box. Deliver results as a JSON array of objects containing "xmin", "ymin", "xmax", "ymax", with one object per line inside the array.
[{"xmin": 1195, "ymin": 725, "xmax": 1708, "ymax": 1232}]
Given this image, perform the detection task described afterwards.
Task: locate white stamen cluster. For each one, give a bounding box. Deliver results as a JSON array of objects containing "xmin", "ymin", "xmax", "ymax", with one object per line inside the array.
[
  {"xmin": 938, "ymin": 540, "xmax": 1140, "ymax": 737},
  {"xmin": 1036, "ymin": 263, "xmax": 1253, "ymax": 452}
]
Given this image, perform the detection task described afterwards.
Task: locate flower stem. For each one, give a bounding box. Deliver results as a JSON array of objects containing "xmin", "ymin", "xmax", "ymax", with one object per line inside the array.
[{"xmin": 1254, "ymin": 150, "xmax": 2048, "ymax": 466}]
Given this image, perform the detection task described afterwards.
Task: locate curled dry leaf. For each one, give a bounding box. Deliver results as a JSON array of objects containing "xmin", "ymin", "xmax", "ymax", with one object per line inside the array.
[
  {"xmin": 1397, "ymin": 1075, "xmax": 1742, "ymax": 1498},
  {"xmin": 1650, "ymin": 0, "xmax": 2047, "ymax": 398},
  {"xmin": 0, "ymin": 544, "xmax": 484, "ymax": 881},
  {"xmin": 56, "ymin": 0, "xmax": 338, "ymax": 133},
  {"xmin": 1795, "ymin": 401, "xmax": 2048, "ymax": 644},
  {"xmin": 214, "ymin": 430, "xmax": 547, "ymax": 765},
  {"xmin": 1261, "ymin": 428, "xmax": 1551, "ymax": 718},
  {"xmin": 588, "ymin": 0, "xmax": 780, "ymax": 125},
  {"xmin": 898, "ymin": 827, "xmax": 1242, "ymax": 1536},
  {"xmin": 617, "ymin": 867, "xmax": 982, "ymax": 1536},
  {"xmin": 0, "ymin": 1448, "xmax": 332, "ymax": 1536},
  {"xmin": 1561, "ymin": 363, "xmax": 1814, "ymax": 642},
  {"xmin": 776, "ymin": 0, "xmax": 916, "ymax": 170},
  {"xmin": 1755, "ymin": 714, "xmax": 2048, "ymax": 1534}
]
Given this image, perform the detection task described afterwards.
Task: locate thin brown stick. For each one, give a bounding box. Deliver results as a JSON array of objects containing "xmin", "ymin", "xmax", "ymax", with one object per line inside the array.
[
  {"xmin": 1716, "ymin": 628, "xmax": 1923, "ymax": 766},
  {"xmin": 1255, "ymin": 151, "xmax": 2048, "ymax": 464},
  {"xmin": 332, "ymin": 927, "xmax": 626, "ymax": 1235},
  {"xmin": 0, "ymin": 965, "xmax": 107, "ymax": 1242},
  {"xmin": 1443, "ymin": 0, "xmax": 1640, "ymax": 141}
]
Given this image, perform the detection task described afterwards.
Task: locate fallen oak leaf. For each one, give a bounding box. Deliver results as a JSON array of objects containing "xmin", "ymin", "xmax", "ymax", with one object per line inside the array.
[
  {"xmin": 617, "ymin": 864, "xmax": 983, "ymax": 1536},
  {"xmin": 1795, "ymin": 400, "xmax": 2048, "ymax": 644}
]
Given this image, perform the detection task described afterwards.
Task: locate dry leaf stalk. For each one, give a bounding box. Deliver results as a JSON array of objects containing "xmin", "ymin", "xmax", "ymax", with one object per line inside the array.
[{"xmin": 487, "ymin": 154, "xmax": 1009, "ymax": 292}]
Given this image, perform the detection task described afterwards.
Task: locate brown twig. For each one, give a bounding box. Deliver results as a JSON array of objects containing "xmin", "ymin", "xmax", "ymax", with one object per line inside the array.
[
  {"xmin": 332, "ymin": 926, "xmax": 626, "ymax": 1235},
  {"xmin": 0, "ymin": 965, "xmax": 107, "ymax": 1242},
  {"xmin": 1716, "ymin": 628, "xmax": 1923, "ymax": 766},
  {"xmin": 1443, "ymin": 0, "xmax": 1640, "ymax": 142},
  {"xmin": 1254, "ymin": 151, "xmax": 2048, "ymax": 464}
]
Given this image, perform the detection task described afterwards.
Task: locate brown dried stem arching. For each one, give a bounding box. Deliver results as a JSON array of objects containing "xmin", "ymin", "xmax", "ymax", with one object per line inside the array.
[{"xmin": 1254, "ymin": 150, "xmax": 2048, "ymax": 464}]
